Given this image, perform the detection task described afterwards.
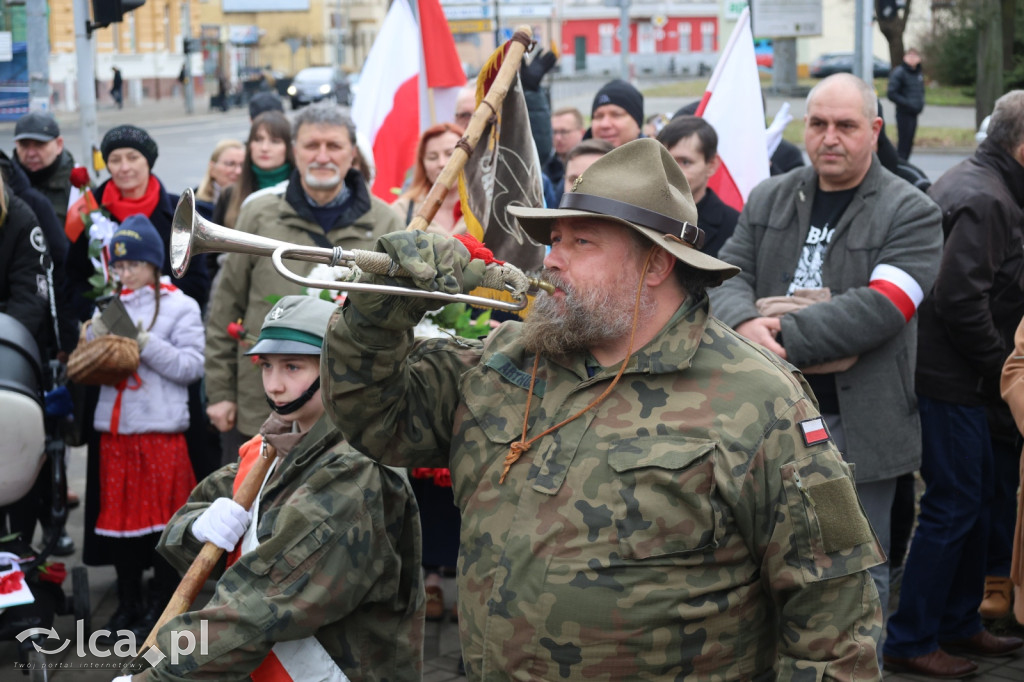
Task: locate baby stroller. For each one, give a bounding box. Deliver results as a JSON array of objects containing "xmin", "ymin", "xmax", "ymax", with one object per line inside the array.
[{"xmin": 0, "ymin": 313, "xmax": 90, "ymax": 680}]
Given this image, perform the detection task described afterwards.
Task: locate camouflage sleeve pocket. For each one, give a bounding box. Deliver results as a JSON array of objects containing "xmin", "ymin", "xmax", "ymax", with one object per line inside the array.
[
  {"xmin": 607, "ymin": 438, "xmax": 725, "ymax": 560},
  {"xmin": 778, "ymin": 451, "xmax": 883, "ymax": 583}
]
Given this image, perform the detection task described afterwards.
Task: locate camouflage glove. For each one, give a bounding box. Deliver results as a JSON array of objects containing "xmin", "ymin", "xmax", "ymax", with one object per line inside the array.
[{"xmin": 349, "ymin": 231, "xmax": 487, "ymax": 331}]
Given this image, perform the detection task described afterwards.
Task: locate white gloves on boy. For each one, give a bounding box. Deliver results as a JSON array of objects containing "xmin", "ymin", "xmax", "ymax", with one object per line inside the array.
[{"xmin": 192, "ymin": 498, "xmax": 252, "ymax": 551}]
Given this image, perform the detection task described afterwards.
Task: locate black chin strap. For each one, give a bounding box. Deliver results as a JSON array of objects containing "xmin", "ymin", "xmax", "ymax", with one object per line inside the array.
[{"xmin": 266, "ymin": 377, "xmax": 321, "ymax": 416}]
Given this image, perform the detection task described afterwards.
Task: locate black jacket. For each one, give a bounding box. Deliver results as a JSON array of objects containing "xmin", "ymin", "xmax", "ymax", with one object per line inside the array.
[
  {"xmin": 0, "ymin": 190, "xmax": 49, "ymax": 339},
  {"xmin": 916, "ymin": 138, "xmax": 1024, "ymax": 432},
  {"xmin": 696, "ymin": 188, "xmax": 739, "ymax": 258},
  {"xmin": 13, "ymin": 148, "xmax": 75, "ymax": 226},
  {"xmin": 66, "ymin": 176, "xmax": 210, "ymax": 323},
  {"xmin": 0, "ymin": 150, "xmax": 78, "ymax": 353},
  {"xmin": 887, "ymin": 62, "xmax": 925, "ymax": 116}
]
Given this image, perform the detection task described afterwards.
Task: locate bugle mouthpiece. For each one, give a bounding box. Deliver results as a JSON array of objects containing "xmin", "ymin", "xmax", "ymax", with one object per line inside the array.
[{"xmin": 529, "ymin": 277, "xmax": 556, "ymax": 294}]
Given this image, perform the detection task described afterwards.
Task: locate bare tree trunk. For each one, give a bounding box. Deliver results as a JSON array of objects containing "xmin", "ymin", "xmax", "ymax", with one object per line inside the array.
[
  {"xmin": 977, "ymin": 0, "xmax": 1004, "ymax": 127},
  {"xmin": 1002, "ymin": 0, "xmax": 1016, "ymax": 70},
  {"xmin": 876, "ymin": 0, "xmax": 912, "ymax": 65}
]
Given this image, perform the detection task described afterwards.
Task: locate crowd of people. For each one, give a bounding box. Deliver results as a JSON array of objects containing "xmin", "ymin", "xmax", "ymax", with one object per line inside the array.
[{"xmin": 0, "ymin": 57, "xmax": 1023, "ymax": 681}]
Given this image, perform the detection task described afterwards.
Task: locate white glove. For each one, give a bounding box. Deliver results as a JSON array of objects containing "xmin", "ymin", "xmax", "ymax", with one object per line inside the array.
[{"xmin": 192, "ymin": 498, "xmax": 252, "ymax": 551}]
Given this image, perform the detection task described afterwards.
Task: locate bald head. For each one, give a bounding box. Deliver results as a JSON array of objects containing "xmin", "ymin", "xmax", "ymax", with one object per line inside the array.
[{"xmin": 807, "ymin": 73, "xmax": 878, "ymax": 122}]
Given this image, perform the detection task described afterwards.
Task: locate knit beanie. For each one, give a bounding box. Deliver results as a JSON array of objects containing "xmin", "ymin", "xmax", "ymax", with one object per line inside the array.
[
  {"xmin": 101, "ymin": 125, "xmax": 159, "ymax": 169},
  {"xmin": 109, "ymin": 213, "xmax": 165, "ymax": 269},
  {"xmin": 592, "ymin": 80, "xmax": 644, "ymax": 131}
]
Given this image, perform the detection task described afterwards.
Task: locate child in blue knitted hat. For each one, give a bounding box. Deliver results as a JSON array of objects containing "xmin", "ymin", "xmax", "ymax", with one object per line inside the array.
[{"xmin": 88, "ymin": 212, "xmax": 205, "ymax": 643}]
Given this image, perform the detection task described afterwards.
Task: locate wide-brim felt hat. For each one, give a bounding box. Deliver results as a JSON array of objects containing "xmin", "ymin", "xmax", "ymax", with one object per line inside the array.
[{"xmin": 509, "ymin": 138, "xmax": 739, "ymax": 283}]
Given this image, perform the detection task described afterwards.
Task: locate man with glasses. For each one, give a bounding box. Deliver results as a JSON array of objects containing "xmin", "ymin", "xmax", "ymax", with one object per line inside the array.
[{"xmin": 546, "ymin": 107, "xmax": 585, "ymax": 198}]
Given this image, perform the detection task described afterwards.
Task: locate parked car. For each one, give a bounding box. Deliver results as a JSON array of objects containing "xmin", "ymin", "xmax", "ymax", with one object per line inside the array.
[
  {"xmin": 809, "ymin": 52, "xmax": 891, "ymax": 79},
  {"xmin": 754, "ymin": 39, "xmax": 773, "ymax": 70},
  {"xmin": 287, "ymin": 66, "xmax": 351, "ymax": 109}
]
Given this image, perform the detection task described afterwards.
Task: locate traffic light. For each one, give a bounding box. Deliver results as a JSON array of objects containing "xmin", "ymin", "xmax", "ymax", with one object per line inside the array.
[{"xmin": 91, "ymin": 0, "xmax": 146, "ymax": 30}]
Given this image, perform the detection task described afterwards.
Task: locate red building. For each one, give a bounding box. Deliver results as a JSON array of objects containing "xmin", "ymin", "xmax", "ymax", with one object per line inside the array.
[{"xmin": 559, "ymin": 12, "xmax": 720, "ymax": 77}]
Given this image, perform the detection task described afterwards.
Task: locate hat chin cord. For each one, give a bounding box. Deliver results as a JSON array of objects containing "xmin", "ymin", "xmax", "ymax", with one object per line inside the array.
[
  {"xmin": 499, "ymin": 248, "xmax": 656, "ymax": 483},
  {"xmin": 266, "ymin": 377, "xmax": 320, "ymax": 416}
]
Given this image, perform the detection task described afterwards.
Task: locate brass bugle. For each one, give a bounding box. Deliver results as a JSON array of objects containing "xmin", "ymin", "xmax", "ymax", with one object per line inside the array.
[{"xmin": 170, "ymin": 189, "xmax": 536, "ymax": 311}]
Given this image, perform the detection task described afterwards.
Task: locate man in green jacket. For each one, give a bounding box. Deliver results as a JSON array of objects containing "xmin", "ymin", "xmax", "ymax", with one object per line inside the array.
[
  {"xmin": 323, "ymin": 138, "xmax": 885, "ymax": 680},
  {"xmin": 205, "ymin": 102, "xmax": 403, "ymax": 462}
]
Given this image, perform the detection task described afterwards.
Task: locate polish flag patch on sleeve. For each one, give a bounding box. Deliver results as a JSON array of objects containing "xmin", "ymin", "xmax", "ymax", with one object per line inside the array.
[
  {"xmin": 869, "ymin": 264, "xmax": 925, "ymax": 323},
  {"xmin": 799, "ymin": 418, "xmax": 831, "ymax": 447}
]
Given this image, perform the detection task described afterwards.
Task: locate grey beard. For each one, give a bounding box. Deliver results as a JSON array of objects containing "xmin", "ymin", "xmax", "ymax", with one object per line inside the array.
[{"xmin": 520, "ymin": 269, "xmax": 653, "ymax": 358}]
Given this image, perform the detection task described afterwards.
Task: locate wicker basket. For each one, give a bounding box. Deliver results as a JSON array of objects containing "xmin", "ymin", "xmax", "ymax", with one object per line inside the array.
[{"xmin": 67, "ymin": 320, "xmax": 140, "ymax": 386}]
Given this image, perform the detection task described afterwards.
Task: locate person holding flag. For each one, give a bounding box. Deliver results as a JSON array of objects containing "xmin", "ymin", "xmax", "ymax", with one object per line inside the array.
[{"xmin": 117, "ymin": 296, "xmax": 424, "ymax": 682}]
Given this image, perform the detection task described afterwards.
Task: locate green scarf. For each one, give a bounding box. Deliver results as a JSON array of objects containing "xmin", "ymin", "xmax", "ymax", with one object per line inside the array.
[{"xmin": 252, "ymin": 163, "xmax": 292, "ymax": 189}]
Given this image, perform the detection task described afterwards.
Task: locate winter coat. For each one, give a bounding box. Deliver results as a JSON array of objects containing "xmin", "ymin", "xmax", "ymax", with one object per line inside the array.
[
  {"xmin": 0, "ymin": 150, "xmax": 77, "ymax": 353},
  {"xmin": 66, "ymin": 176, "xmax": 210, "ymax": 324},
  {"xmin": 14, "ymin": 148, "xmax": 75, "ymax": 227},
  {"xmin": 0, "ymin": 189, "xmax": 50, "ymax": 339},
  {"xmin": 711, "ymin": 156, "xmax": 943, "ymax": 482},
  {"xmin": 887, "ymin": 62, "xmax": 925, "ymax": 116},
  {"xmin": 93, "ymin": 282, "xmax": 204, "ymax": 434},
  {"xmin": 695, "ymin": 187, "xmax": 739, "ymax": 258},
  {"xmin": 915, "ymin": 138, "xmax": 1024, "ymax": 438}
]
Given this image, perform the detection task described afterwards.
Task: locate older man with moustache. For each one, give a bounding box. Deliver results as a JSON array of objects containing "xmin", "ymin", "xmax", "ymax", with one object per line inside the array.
[
  {"xmin": 322, "ymin": 138, "xmax": 884, "ymax": 680},
  {"xmin": 205, "ymin": 102, "xmax": 403, "ymax": 447}
]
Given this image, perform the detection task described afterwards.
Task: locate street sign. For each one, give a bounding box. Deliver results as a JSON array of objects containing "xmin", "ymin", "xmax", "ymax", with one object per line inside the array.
[
  {"xmin": 751, "ymin": 0, "xmax": 822, "ymax": 38},
  {"xmin": 442, "ymin": 4, "xmax": 493, "ymax": 20},
  {"xmin": 448, "ymin": 19, "xmax": 495, "ymax": 34}
]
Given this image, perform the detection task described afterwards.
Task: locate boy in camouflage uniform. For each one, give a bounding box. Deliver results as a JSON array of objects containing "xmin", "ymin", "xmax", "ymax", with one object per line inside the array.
[
  {"xmin": 323, "ymin": 138, "xmax": 884, "ymax": 680},
  {"xmin": 121, "ymin": 296, "xmax": 423, "ymax": 682}
]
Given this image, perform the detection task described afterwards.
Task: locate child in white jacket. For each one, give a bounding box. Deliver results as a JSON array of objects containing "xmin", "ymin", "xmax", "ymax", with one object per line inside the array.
[{"xmin": 90, "ymin": 213, "xmax": 205, "ymax": 644}]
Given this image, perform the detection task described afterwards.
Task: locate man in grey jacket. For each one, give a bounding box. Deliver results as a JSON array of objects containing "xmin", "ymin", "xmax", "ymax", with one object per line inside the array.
[{"xmin": 710, "ymin": 73, "xmax": 943, "ymax": 640}]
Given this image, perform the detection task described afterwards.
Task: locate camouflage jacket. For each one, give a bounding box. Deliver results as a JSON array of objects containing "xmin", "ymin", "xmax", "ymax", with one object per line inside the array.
[
  {"xmin": 136, "ymin": 417, "xmax": 424, "ymax": 682},
  {"xmin": 323, "ymin": 295, "xmax": 885, "ymax": 681}
]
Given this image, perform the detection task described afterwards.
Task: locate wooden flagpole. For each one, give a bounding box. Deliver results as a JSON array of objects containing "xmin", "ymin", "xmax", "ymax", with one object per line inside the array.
[{"xmin": 407, "ymin": 24, "xmax": 534, "ymax": 233}]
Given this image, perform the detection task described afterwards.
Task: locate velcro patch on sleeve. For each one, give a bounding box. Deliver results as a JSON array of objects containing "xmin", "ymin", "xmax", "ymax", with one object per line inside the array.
[
  {"xmin": 798, "ymin": 417, "xmax": 830, "ymax": 447},
  {"xmin": 806, "ymin": 476, "xmax": 875, "ymax": 553}
]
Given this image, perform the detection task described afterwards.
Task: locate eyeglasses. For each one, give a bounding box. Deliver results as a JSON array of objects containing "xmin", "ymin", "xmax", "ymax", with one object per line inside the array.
[
  {"xmin": 110, "ymin": 261, "xmax": 147, "ymax": 274},
  {"xmin": 216, "ymin": 159, "xmax": 242, "ymax": 168},
  {"xmin": 552, "ymin": 129, "xmax": 580, "ymax": 137},
  {"xmin": 455, "ymin": 111, "xmax": 473, "ymax": 123}
]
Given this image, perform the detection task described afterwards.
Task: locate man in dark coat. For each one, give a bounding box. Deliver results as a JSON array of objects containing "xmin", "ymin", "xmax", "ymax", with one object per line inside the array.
[
  {"xmin": 887, "ymin": 48, "xmax": 925, "ymax": 161},
  {"xmin": 883, "ymin": 89, "xmax": 1024, "ymax": 678},
  {"xmin": 655, "ymin": 116, "xmax": 738, "ymax": 258},
  {"xmin": 12, "ymin": 110, "xmax": 76, "ymax": 227}
]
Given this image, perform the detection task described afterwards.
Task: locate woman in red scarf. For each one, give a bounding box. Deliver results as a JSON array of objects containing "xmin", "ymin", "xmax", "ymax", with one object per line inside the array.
[{"xmin": 68, "ymin": 126, "xmax": 216, "ymax": 613}]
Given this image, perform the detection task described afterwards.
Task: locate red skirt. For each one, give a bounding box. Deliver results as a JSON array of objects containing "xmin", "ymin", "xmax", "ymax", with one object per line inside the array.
[{"xmin": 95, "ymin": 432, "xmax": 196, "ymax": 537}]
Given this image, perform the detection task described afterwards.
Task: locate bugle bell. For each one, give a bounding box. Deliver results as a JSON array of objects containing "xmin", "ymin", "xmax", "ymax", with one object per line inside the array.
[{"xmin": 170, "ymin": 188, "xmax": 535, "ymax": 311}]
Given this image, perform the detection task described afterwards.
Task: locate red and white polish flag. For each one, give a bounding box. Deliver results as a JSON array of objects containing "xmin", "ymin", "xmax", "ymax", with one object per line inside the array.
[
  {"xmin": 799, "ymin": 417, "xmax": 830, "ymax": 446},
  {"xmin": 695, "ymin": 7, "xmax": 770, "ymax": 211},
  {"xmin": 869, "ymin": 263, "xmax": 925, "ymax": 322},
  {"xmin": 351, "ymin": 0, "xmax": 465, "ymax": 203}
]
